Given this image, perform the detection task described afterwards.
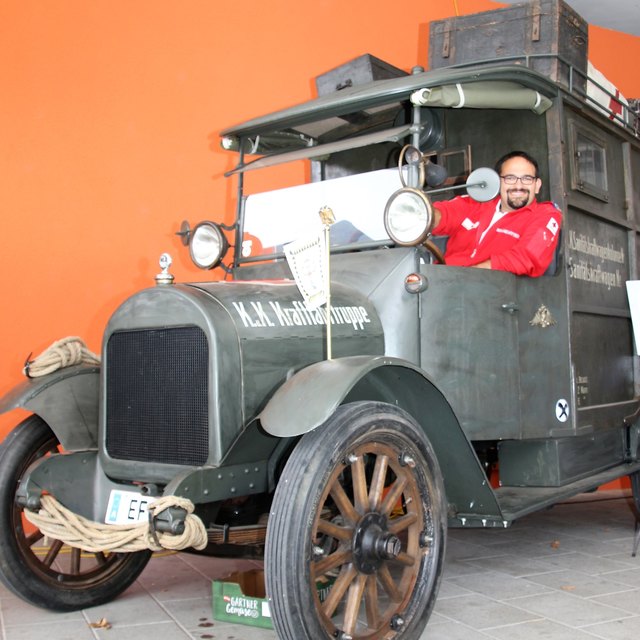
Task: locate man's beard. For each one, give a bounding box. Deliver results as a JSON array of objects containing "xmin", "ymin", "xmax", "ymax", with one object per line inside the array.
[{"xmin": 506, "ymin": 188, "xmax": 531, "ymax": 210}]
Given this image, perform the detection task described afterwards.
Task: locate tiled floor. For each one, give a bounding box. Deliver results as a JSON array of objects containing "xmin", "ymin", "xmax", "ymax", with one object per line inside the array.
[{"xmin": 0, "ymin": 490, "xmax": 638, "ymax": 640}]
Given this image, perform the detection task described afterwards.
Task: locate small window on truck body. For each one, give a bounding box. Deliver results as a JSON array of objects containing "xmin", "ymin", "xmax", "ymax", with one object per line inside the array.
[{"xmin": 569, "ymin": 120, "xmax": 609, "ymax": 202}]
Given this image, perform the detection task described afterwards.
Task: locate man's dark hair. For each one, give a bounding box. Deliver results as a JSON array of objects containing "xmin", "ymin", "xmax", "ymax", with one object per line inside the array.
[{"xmin": 494, "ymin": 150, "xmax": 540, "ymax": 177}]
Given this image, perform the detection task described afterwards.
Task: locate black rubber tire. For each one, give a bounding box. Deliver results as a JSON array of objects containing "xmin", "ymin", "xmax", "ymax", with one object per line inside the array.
[
  {"xmin": 265, "ymin": 401, "xmax": 447, "ymax": 640},
  {"xmin": 0, "ymin": 414, "xmax": 152, "ymax": 611}
]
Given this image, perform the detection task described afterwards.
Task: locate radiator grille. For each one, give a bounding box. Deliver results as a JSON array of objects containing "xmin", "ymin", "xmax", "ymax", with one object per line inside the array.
[{"xmin": 106, "ymin": 326, "xmax": 209, "ymax": 466}]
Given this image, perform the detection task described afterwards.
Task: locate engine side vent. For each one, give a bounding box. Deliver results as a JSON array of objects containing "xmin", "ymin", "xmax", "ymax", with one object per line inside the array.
[{"xmin": 106, "ymin": 326, "xmax": 209, "ymax": 466}]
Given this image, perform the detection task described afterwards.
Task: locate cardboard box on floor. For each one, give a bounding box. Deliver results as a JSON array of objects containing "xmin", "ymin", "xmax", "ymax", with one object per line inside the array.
[
  {"xmin": 212, "ymin": 569, "xmax": 334, "ymax": 629},
  {"xmin": 212, "ymin": 570, "xmax": 272, "ymax": 629}
]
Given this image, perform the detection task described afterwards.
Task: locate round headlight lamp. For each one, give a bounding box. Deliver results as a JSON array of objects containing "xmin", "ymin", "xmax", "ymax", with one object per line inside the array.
[
  {"xmin": 384, "ymin": 187, "xmax": 434, "ymax": 246},
  {"xmin": 189, "ymin": 221, "xmax": 228, "ymax": 269}
]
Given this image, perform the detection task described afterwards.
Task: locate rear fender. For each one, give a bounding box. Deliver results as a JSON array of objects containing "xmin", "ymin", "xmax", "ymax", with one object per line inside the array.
[
  {"xmin": 0, "ymin": 364, "xmax": 99, "ymax": 450},
  {"xmin": 260, "ymin": 355, "xmax": 504, "ymax": 525}
]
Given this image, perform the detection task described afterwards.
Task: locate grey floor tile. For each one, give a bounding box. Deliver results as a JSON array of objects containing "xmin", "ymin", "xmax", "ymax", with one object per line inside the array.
[
  {"xmin": 433, "ymin": 592, "xmax": 541, "ymax": 629},
  {"xmin": 486, "ymin": 619, "xmax": 603, "ymax": 639},
  {"xmin": 507, "ymin": 590, "xmax": 632, "ymax": 628},
  {"xmin": 526, "ymin": 568, "xmax": 637, "ymax": 598},
  {"xmin": 3, "ymin": 620, "xmax": 97, "ymax": 640},
  {"xmin": 418, "ymin": 619, "xmax": 494, "ymax": 639},
  {"xmin": 436, "ymin": 579, "xmax": 474, "ymax": 599},
  {"xmin": 138, "ymin": 568, "xmax": 215, "ymax": 603},
  {"xmin": 0, "ymin": 595, "xmax": 84, "ymax": 626},
  {"xmin": 582, "ymin": 616, "xmax": 640, "ymax": 640},
  {"xmin": 470, "ymin": 536, "xmax": 576, "ymax": 560},
  {"xmin": 593, "ymin": 589, "xmax": 640, "ymax": 614},
  {"xmin": 203, "ymin": 620, "xmax": 277, "ymax": 639},
  {"xmin": 91, "ymin": 621, "xmax": 192, "ymax": 639},
  {"xmin": 158, "ymin": 596, "xmax": 216, "ymax": 632},
  {"xmin": 602, "ymin": 549, "xmax": 640, "ymax": 564},
  {"xmin": 445, "ymin": 536, "xmax": 506, "ymax": 561},
  {"xmin": 152, "ymin": 577, "xmax": 215, "ymax": 603},
  {"xmin": 424, "ymin": 610, "xmax": 452, "ymax": 625},
  {"xmin": 543, "ymin": 533, "xmax": 636, "ymax": 558},
  {"xmin": 447, "ymin": 569, "xmax": 553, "ymax": 600},
  {"xmin": 441, "ymin": 557, "xmax": 489, "ymax": 579},
  {"xmin": 599, "ymin": 568, "xmax": 640, "ymax": 588},
  {"xmin": 83, "ymin": 590, "xmax": 173, "ymax": 627},
  {"xmin": 535, "ymin": 551, "xmax": 636, "ymax": 576},
  {"xmin": 465, "ymin": 552, "xmax": 560, "ymax": 578}
]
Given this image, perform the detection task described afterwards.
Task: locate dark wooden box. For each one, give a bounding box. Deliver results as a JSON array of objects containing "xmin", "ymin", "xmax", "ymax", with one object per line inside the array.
[
  {"xmin": 315, "ymin": 53, "xmax": 407, "ymax": 96},
  {"xmin": 428, "ymin": 0, "xmax": 588, "ymax": 89}
]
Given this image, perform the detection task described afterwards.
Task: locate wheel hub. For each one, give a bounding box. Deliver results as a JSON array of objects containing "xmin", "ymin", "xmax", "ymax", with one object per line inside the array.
[{"xmin": 352, "ymin": 512, "xmax": 401, "ymax": 574}]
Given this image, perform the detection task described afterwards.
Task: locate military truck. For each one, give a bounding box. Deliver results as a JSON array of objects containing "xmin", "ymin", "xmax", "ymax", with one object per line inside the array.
[{"xmin": 1, "ymin": 2, "xmax": 639, "ymax": 639}]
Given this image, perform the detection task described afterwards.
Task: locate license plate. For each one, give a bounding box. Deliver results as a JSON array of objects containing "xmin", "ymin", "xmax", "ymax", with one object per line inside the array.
[{"xmin": 105, "ymin": 489, "xmax": 152, "ymax": 525}]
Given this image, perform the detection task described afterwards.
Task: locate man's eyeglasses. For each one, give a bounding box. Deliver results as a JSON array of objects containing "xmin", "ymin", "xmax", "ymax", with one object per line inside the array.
[{"xmin": 500, "ymin": 174, "xmax": 537, "ymax": 185}]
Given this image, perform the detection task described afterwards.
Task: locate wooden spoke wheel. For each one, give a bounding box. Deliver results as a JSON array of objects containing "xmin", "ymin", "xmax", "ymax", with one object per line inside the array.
[
  {"xmin": 265, "ymin": 402, "xmax": 446, "ymax": 639},
  {"xmin": 0, "ymin": 415, "xmax": 151, "ymax": 611}
]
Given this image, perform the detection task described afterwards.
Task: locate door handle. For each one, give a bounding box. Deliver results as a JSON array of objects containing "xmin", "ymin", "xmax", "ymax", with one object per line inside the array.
[{"xmin": 501, "ymin": 302, "xmax": 519, "ymax": 314}]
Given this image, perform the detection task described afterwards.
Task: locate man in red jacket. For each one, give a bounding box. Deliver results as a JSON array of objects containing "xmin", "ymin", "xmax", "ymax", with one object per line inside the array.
[{"xmin": 432, "ymin": 151, "xmax": 562, "ymax": 277}]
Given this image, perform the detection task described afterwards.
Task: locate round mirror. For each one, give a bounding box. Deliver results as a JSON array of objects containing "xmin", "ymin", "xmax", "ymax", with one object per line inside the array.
[{"xmin": 465, "ymin": 168, "xmax": 500, "ymax": 202}]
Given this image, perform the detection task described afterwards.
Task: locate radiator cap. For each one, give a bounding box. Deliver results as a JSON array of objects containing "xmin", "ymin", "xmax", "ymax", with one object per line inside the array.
[{"xmin": 155, "ymin": 253, "xmax": 175, "ymax": 285}]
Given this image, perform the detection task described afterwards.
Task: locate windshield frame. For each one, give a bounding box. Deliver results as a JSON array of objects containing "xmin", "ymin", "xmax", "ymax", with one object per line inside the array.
[{"xmin": 223, "ymin": 65, "xmax": 559, "ymax": 269}]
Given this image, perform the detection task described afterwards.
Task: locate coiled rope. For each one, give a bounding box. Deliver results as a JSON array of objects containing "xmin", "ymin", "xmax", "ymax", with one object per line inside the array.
[
  {"xmin": 24, "ymin": 494, "xmax": 208, "ymax": 552},
  {"xmin": 23, "ymin": 336, "xmax": 101, "ymax": 378}
]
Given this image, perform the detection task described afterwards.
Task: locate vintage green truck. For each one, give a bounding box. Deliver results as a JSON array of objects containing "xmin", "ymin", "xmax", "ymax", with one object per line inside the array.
[{"xmin": 1, "ymin": 3, "xmax": 639, "ymax": 639}]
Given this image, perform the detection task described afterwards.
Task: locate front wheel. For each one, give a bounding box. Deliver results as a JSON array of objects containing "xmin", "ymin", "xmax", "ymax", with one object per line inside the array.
[
  {"xmin": 265, "ymin": 401, "xmax": 447, "ymax": 639},
  {"xmin": 0, "ymin": 414, "xmax": 152, "ymax": 611}
]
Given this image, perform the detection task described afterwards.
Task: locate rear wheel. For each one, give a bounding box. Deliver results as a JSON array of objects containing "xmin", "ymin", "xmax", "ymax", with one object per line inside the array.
[
  {"xmin": 0, "ymin": 414, "xmax": 152, "ymax": 611},
  {"xmin": 265, "ymin": 401, "xmax": 447, "ymax": 639}
]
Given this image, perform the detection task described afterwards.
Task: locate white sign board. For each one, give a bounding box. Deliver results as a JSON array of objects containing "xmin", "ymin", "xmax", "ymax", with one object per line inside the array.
[{"xmin": 626, "ymin": 280, "xmax": 640, "ymax": 354}]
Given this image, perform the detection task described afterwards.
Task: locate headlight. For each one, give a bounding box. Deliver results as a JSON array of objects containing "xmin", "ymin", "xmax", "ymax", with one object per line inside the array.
[
  {"xmin": 383, "ymin": 188, "xmax": 434, "ymax": 246},
  {"xmin": 189, "ymin": 222, "xmax": 229, "ymax": 269}
]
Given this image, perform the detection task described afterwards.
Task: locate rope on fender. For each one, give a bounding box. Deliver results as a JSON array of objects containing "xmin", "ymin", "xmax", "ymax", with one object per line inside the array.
[
  {"xmin": 23, "ymin": 494, "xmax": 208, "ymax": 553},
  {"xmin": 23, "ymin": 336, "xmax": 101, "ymax": 378}
]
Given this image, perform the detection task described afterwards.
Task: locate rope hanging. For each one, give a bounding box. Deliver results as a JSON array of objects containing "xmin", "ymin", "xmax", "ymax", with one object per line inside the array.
[
  {"xmin": 24, "ymin": 494, "xmax": 208, "ymax": 553},
  {"xmin": 23, "ymin": 336, "xmax": 101, "ymax": 378}
]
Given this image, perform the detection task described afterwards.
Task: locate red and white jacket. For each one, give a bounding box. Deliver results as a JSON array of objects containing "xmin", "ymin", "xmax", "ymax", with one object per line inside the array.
[{"xmin": 432, "ymin": 195, "xmax": 562, "ymax": 277}]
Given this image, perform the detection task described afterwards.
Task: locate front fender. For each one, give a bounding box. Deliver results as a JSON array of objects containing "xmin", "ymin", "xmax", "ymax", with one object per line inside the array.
[
  {"xmin": 260, "ymin": 355, "xmax": 398, "ymax": 437},
  {"xmin": 260, "ymin": 355, "xmax": 504, "ymax": 526},
  {"xmin": 0, "ymin": 364, "xmax": 99, "ymax": 450}
]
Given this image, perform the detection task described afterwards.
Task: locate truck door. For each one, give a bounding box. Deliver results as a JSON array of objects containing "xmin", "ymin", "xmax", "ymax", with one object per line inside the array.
[{"xmin": 418, "ymin": 265, "xmax": 520, "ymax": 440}]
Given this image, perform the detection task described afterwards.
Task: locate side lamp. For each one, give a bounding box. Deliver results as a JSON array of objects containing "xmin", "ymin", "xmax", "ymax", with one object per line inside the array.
[{"xmin": 176, "ymin": 220, "xmax": 234, "ymax": 271}]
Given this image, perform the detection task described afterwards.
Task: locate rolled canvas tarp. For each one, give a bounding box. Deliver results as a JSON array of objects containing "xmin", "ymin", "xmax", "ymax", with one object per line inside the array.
[{"xmin": 411, "ymin": 81, "xmax": 552, "ymax": 114}]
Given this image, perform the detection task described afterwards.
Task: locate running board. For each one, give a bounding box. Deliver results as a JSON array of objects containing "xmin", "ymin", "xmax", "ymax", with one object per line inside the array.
[{"xmin": 495, "ymin": 461, "xmax": 640, "ymax": 523}]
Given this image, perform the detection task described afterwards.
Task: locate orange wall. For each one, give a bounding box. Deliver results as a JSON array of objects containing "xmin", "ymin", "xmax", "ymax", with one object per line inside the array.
[{"xmin": 1, "ymin": 0, "xmax": 640, "ymax": 439}]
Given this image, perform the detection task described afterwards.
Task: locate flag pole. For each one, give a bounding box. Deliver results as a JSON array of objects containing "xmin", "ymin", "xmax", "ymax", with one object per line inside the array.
[{"xmin": 319, "ymin": 206, "xmax": 335, "ymax": 361}]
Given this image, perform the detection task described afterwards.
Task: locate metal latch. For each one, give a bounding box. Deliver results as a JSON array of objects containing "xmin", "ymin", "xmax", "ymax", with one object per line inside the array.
[
  {"xmin": 531, "ymin": 0, "xmax": 541, "ymax": 41},
  {"xmin": 501, "ymin": 302, "xmax": 519, "ymax": 315}
]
